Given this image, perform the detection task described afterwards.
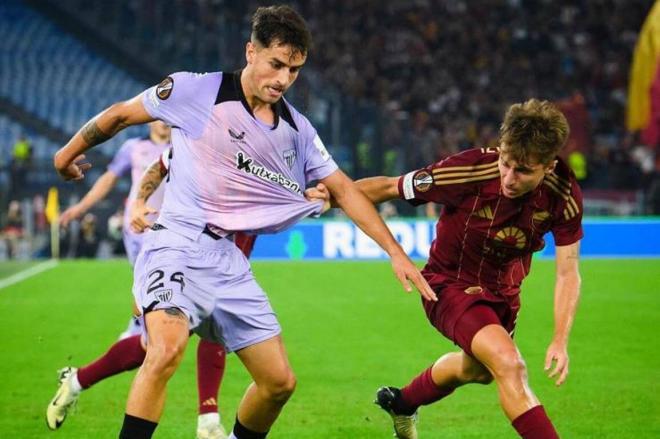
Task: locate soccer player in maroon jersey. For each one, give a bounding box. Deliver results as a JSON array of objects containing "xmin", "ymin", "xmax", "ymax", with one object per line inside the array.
[{"xmin": 354, "ymin": 99, "xmax": 581, "ymax": 438}]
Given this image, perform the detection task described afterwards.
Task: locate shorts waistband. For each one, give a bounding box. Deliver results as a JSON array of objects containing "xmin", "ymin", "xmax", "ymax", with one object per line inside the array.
[{"xmin": 151, "ymin": 223, "xmax": 230, "ymax": 241}]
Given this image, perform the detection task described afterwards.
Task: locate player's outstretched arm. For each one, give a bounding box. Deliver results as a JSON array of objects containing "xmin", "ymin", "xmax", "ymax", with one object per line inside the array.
[
  {"xmin": 354, "ymin": 176, "xmax": 400, "ymax": 204},
  {"xmin": 60, "ymin": 171, "xmax": 120, "ymax": 227},
  {"xmin": 319, "ymin": 176, "xmax": 399, "ymax": 208},
  {"xmin": 320, "ymin": 169, "xmax": 437, "ymax": 301},
  {"xmin": 130, "ymin": 158, "xmax": 168, "ymax": 233},
  {"xmin": 54, "ymin": 95, "xmax": 155, "ymax": 181},
  {"xmin": 545, "ymin": 240, "xmax": 582, "ymax": 386}
]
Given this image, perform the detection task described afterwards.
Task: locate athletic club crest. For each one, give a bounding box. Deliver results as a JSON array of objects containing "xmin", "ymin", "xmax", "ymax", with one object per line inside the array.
[
  {"xmin": 283, "ymin": 148, "xmax": 297, "ymax": 169},
  {"xmin": 154, "ymin": 289, "xmax": 173, "ymax": 303}
]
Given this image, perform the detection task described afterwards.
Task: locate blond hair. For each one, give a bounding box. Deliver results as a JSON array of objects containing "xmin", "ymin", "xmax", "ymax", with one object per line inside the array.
[{"xmin": 500, "ymin": 99, "xmax": 569, "ymax": 165}]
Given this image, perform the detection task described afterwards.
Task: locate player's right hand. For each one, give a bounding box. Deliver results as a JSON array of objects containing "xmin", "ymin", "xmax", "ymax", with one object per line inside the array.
[
  {"xmin": 304, "ymin": 183, "xmax": 332, "ymax": 213},
  {"xmin": 130, "ymin": 200, "xmax": 157, "ymax": 233},
  {"xmin": 59, "ymin": 204, "xmax": 85, "ymax": 228},
  {"xmin": 54, "ymin": 153, "xmax": 92, "ymax": 181},
  {"xmin": 390, "ymin": 252, "xmax": 437, "ymax": 301}
]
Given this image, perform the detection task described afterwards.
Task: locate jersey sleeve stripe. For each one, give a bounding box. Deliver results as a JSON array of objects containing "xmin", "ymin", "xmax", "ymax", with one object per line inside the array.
[
  {"xmin": 545, "ymin": 172, "xmax": 571, "ymax": 192},
  {"xmin": 432, "ymin": 161, "xmax": 498, "ymax": 173},
  {"xmin": 542, "ymin": 179, "xmax": 570, "ymax": 199},
  {"xmin": 564, "ymin": 204, "xmax": 575, "ymax": 219},
  {"xmin": 563, "ymin": 206, "xmax": 579, "ymax": 220},
  {"xmin": 544, "ymin": 178, "xmax": 581, "ymax": 220},
  {"xmin": 433, "ymin": 171, "xmax": 500, "ymax": 186},
  {"xmin": 432, "ymin": 164, "xmax": 499, "ymax": 179},
  {"xmin": 566, "ymin": 196, "xmax": 580, "ymax": 217}
]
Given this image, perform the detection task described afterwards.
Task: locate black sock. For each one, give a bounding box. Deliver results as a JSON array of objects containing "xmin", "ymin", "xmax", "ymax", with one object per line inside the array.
[
  {"xmin": 232, "ymin": 417, "xmax": 268, "ymax": 439},
  {"xmin": 119, "ymin": 414, "xmax": 158, "ymax": 439}
]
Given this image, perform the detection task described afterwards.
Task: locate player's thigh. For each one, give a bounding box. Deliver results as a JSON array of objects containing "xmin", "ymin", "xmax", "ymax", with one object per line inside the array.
[
  {"xmin": 144, "ymin": 309, "xmax": 190, "ymax": 353},
  {"xmin": 451, "ymin": 302, "xmax": 503, "ymax": 356},
  {"xmin": 133, "ymin": 234, "xmax": 216, "ymax": 328},
  {"xmin": 235, "ymin": 335, "xmax": 294, "ymax": 388},
  {"xmin": 205, "ymin": 273, "xmax": 282, "ymax": 353}
]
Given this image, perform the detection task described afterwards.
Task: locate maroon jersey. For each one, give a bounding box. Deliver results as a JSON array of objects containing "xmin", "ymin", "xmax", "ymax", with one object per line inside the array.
[
  {"xmin": 397, "ymin": 147, "xmax": 583, "ymax": 303},
  {"xmin": 235, "ymin": 232, "xmax": 257, "ymax": 258}
]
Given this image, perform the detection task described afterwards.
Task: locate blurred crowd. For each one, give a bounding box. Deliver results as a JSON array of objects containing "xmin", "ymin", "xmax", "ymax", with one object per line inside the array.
[
  {"xmin": 50, "ymin": 0, "xmax": 658, "ymax": 184},
  {"xmin": 2, "ymin": 0, "xmax": 660, "ymax": 258},
  {"xmin": 64, "ymin": 0, "xmax": 660, "ymax": 204},
  {"xmin": 304, "ymin": 0, "xmax": 657, "ymax": 190}
]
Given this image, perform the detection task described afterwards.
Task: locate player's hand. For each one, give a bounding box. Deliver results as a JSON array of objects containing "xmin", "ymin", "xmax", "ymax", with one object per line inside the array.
[
  {"xmin": 544, "ymin": 340, "xmax": 569, "ymax": 386},
  {"xmin": 54, "ymin": 153, "xmax": 92, "ymax": 181},
  {"xmin": 304, "ymin": 183, "xmax": 332, "ymax": 213},
  {"xmin": 130, "ymin": 200, "xmax": 157, "ymax": 233},
  {"xmin": 59, "ymin": 204, "xmax": 86, "ymax": 228},
  {"xmin": 390, "ymin": 251, "xmax": 437, "ymax": 301}
]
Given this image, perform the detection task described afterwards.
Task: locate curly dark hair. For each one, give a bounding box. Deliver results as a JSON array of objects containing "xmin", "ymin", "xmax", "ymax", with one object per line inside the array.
[{"xmin": 251, "ymin": 5, "xmax": 312, "ymax": 56}]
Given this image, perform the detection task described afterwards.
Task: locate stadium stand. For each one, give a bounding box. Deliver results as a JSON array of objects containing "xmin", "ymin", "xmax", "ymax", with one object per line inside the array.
[
  {"xmin": 0, "ymin": 0, "xmax": 145, "ymax": 158},
  {"xmin": 0, "ymin": 0, "xmax": 658, "ymax": 259},
  {"xmin": 37, "ymin": 0, "xmax": 657, "ymax": 187}
]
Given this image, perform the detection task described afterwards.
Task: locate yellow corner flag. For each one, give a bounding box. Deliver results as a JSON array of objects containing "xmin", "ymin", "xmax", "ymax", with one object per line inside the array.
[
  {"xmin": 45, "ymin": 187, "xmax": 60, "ymax": 223},
  {"xmin": 627, "ymin": 0, "xmax": 660, "ymax": 131},
  {"xmin": 45, "ymin": 187, "xmax": 61, "ymax": 258}
]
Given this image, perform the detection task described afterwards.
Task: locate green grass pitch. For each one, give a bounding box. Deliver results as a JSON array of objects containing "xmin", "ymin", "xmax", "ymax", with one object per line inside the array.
[{"xmin": 0, "ymin": 259, "xmax": 658, "ymax": 438}]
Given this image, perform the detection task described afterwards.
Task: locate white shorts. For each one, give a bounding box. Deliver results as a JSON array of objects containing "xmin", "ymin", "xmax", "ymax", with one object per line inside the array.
[{"xmin": 132, "ymin": 227, "xmax": 281, "ymax": 352}]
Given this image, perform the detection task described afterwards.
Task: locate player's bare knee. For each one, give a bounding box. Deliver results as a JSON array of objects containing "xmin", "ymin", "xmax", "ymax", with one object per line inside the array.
[
  {"xmin": 143, "ymin": 342, "xmax": 185, "ymax": 378},
  {"xmin": 264, "ymin": 371, "xmax": 297, "ymax": 403},
  {"xmin": 491, "ymin": 351, "xmax": 527, "ymax": 381}
]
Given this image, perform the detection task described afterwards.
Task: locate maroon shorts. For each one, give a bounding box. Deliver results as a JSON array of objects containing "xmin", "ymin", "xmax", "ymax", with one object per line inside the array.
[{"xmin": 422, "ymin": 282, "xmax": 519, "ymax": 356}]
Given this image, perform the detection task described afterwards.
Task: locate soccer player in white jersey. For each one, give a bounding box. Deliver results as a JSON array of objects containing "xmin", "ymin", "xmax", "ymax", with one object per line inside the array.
[
  {"xmin": 49, "ymin": 128, "xmax": 234, "ymax": 438},
  {"xmin": 53, "ymin": 5, "xmax": 435, "ymax": 438}
]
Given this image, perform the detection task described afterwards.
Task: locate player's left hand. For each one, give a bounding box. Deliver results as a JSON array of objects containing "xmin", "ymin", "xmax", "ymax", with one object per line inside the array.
[
  {"xmin": 390, "ymin": 251, "xmax": 437, "ymax": 301},
  {"xmin": 544, "ymin": 340, "xmax": 569, "ymax": 386},
  {"xmin": 54, "ymin": 153, "xmax": 92, "ymax": 181},
  {"xmin": 130, "ymin": 200, "xmax": 157, "ymax": 233},
  {"xmin": 304, "ymin": 183, "xmax": 332, "ymax": 213}
]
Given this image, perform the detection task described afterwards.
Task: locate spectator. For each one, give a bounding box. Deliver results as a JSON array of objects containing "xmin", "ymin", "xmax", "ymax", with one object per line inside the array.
[
  {"xmin": 568, "ymin": 150, "xmax": 588, "ymax": 181},
  {"xmin": 75, "ymin": 213, "xmax": 99, "ymax": 258},
  {"xmin": 1, "ymin": 200, "xmax": 24, "ymax": 259},
  {"xmin": 10, "ymin": 136, "xmax": 32, "ymax": 192},
  {"xmin": 107, "ymin": 206, "xmax": 126, "ymax": 257}
]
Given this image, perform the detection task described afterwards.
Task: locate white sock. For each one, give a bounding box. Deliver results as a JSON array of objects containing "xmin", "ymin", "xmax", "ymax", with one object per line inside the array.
[
  {"xmin": 227, "ymin": 434, "xmax": 238, "ymax": 439},
  {"xmin": 69, "ymin": 372, "xmax": 83, "ymax": 394},
  {"xmin": 198, "ymin": 412, "xmax": 220, "ymax": 425}
]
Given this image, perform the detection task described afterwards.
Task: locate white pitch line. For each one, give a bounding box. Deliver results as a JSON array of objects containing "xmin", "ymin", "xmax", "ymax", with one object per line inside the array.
[{"xmin": 0, "ymin": 259, "xmax": 59, "ymax": 291}]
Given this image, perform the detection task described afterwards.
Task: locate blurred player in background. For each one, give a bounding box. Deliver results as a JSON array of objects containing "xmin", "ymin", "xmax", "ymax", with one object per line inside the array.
[
  {"xmin": 48, "ymin": 130, "xmax": 242, "ymax": 439},
  {"xmin": 341, "ymin": 99, "xmax": 582, "ymax": 439},
  {"xmin": 53, "ymin": 5, "xmax": 434, "ymax": 439},
  {"xmin": 59, "ymin": 120, "xmax": 170, "ymax": 338}
]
